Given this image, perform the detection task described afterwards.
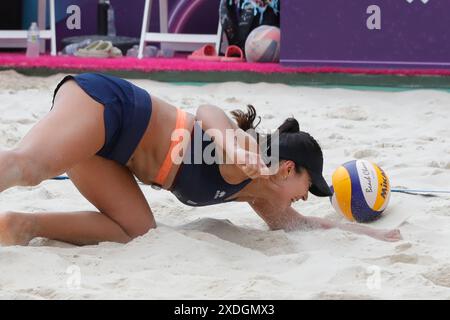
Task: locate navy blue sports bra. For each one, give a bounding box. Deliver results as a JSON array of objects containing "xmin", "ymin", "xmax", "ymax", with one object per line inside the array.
[{"xmin": 169, "ymin": 122, "xmax": 252, "ymax": 207}]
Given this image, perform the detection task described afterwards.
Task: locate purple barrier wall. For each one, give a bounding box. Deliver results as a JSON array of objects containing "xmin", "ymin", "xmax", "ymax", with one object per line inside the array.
[
  {"xmin": 56, "ymin": 0, "xmax": 219, "ymax": 49},
  {"xmin": 280, "ymin": 0, "xmax": 450, "ymax": 69}
]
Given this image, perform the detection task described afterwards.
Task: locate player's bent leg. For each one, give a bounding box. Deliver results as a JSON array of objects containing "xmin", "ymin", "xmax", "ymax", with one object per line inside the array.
[{"xmin": 66, "ymin": 155, "xmax": 156, "ymax": 239}]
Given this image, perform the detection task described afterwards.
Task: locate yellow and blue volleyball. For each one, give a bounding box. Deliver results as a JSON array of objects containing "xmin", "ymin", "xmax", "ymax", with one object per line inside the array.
[{"xmin": 330, "ymin": 160, "xmax": 391, "ymax": 223}]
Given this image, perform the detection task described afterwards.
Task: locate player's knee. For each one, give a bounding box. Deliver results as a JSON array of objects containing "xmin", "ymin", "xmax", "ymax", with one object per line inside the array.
[{"xmin": 126, "ymin": 218, "xmax": 157, "ymax": 240}]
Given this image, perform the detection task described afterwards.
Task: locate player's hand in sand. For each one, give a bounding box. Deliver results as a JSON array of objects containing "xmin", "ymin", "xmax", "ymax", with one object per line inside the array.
[{"xmin": 374, "ymin": 228, "xmax": 403, "ymax": 242}]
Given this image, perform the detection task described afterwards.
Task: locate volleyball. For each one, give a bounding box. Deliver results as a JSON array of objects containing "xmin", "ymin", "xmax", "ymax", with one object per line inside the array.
[
  {"xmin": 330, "ymin": 160, "xmax": 391, "ymax": 223},
  {"xmin": 244, "ymin": 25, "xmax": 281, "ymax": 63}
]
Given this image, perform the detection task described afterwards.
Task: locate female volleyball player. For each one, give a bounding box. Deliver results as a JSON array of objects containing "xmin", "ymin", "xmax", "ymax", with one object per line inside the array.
[{"xmin": 0, "ymin": 73, "xmax": 402, "ymax": 246}]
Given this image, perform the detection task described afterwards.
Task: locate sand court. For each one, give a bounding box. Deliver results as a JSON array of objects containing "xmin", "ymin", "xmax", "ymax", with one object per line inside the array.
[{"xmin": 0, "ymin": 70, "xmax": 449, "ymax": 299}]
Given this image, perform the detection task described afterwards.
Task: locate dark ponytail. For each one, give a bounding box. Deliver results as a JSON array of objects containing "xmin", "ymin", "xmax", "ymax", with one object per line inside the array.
[
  {"xmin": 230, "ymin": 107, "xmax": 308, "ymax": 174},
  {"xmin": 231, "ymin": 106, "xmax": 300, "ymax": 134},
  {"xmin": 277, "ymin": 117, "xmax": 300, "ymax": 134},
  {"xmin": 230, "ymin": 105, "xmax": 261, "ymax": 131}
]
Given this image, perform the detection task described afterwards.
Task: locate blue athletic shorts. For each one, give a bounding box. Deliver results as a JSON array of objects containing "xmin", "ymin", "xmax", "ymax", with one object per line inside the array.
[{"xmin": 52, "ymin": 73, "xmax": 152, "ymax": 165}]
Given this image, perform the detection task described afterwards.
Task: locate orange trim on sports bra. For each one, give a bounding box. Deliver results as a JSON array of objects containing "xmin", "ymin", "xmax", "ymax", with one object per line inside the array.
[{"xmin": 152, "ymin": 108, "xmax": 187, "ymax": 189}]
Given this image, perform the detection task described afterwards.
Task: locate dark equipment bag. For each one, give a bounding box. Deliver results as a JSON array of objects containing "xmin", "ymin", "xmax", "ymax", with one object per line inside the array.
[{"xmin": 220, "ymin": 0, "xmax": 280, "ymax": 51}]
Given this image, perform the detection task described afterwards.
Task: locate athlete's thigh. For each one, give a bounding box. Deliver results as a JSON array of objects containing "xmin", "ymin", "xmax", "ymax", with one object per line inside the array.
[
  {"xmin": 17, "ymin": 80, "xmax": 105, "ymax": 175},
  {"xmin": 67, "ymin": 155, "xmax": 156, "ymax": 237}
]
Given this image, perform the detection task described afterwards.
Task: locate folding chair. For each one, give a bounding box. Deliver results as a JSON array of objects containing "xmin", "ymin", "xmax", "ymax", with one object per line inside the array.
[{"xmin": 138, "ymin": 0, "xmax": 222, "ymax": 59}]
